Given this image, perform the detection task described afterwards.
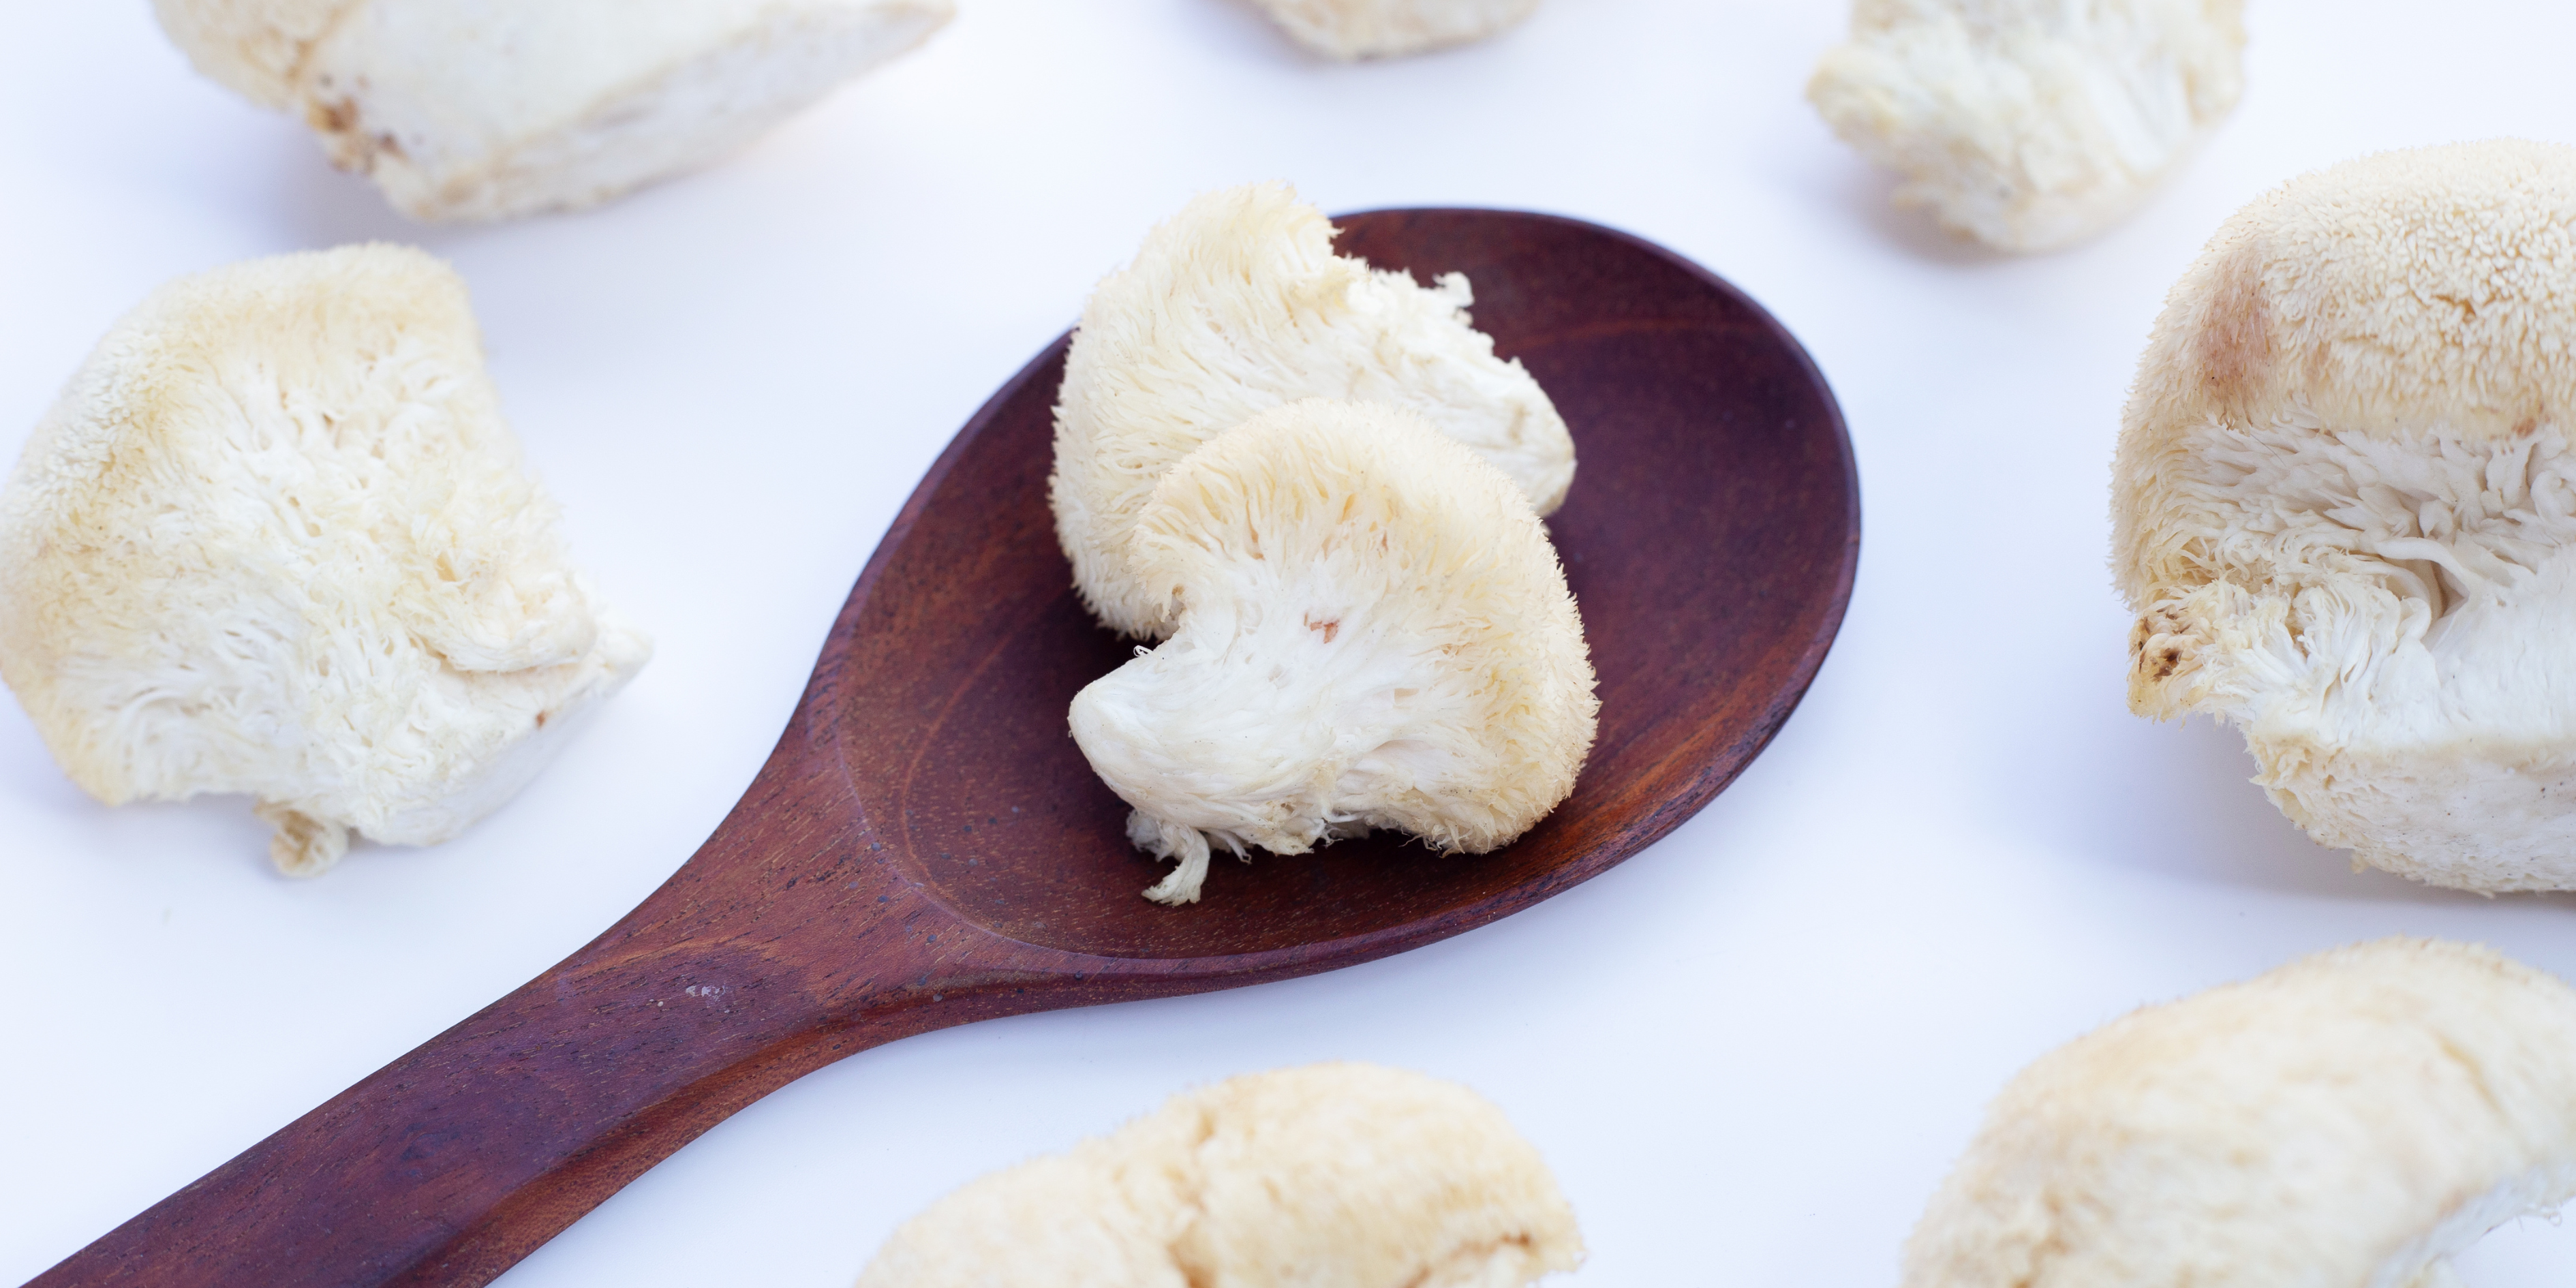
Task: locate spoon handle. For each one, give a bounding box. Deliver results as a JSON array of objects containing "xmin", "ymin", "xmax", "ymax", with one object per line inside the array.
[{"xmin": 29, "ymin": 754, "xmax": 1030, "ymax": 1288}]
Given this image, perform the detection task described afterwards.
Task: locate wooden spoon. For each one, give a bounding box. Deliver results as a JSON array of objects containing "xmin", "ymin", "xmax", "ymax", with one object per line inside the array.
[{"xmin": 33, "ymin": 209, "xmax": 1858, "ymax": 1288}]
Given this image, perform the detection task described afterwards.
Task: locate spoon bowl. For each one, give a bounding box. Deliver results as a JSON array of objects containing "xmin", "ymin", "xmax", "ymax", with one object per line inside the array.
[{"xmin": 37, "ymin": 208, "xmax": 1857, "ymax": 1288}]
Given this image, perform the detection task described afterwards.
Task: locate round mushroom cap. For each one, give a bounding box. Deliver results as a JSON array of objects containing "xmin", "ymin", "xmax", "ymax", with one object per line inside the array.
[
  {"xmin": 1905, "ymin": 938, "xmax": 2576, "ymax": 1288},
  {"xmin": 0, "ymin": 244, "xmax": 650, "ymax": 874},
  {"xmin": 2115, "ymin": 140, "xmax": 2576, "ymax": 892},
  {"xmin": 1807, "ymin": 0, "xmax": 2245, "ymax": 252},
  {"xmin": 855, "ymin": 1062, "xmax": 1584, "ymax": 1288},
  {"xmin": 1067, "ymin": 400, "xmax": 1596, "ymax": 906},
  {"xmin": 1050, "ymin": 181, "xmax": 1575, "ymax": 639},
  {"xmin": 155, "ymin": 0, "xmax": 953, "ymax": 221},
  {"xmin": 1249, "ymin": 0, "xmax": 1541, "ymax": 61}
]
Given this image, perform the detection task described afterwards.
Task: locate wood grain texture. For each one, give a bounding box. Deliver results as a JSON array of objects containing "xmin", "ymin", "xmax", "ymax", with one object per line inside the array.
[{"xmin": 30, "ymin": 209, "xmax": 1858, "ymax": 1288}]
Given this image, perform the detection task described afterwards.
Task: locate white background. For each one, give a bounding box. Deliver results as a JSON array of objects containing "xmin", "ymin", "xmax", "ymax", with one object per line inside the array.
[{"xmin": 7, "ymin": 1, "xmax": 2576, "ymax": 1283}]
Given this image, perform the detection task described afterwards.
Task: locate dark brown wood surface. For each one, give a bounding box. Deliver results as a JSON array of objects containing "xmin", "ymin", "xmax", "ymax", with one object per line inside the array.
[{"xmin": 31, "ymin": 209, "xmax": 1858, "ymax": 1288}]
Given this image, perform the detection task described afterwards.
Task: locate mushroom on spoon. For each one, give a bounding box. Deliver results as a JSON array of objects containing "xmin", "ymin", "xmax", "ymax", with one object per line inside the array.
[{"xmin": 33, "ymin": 209, "xmax": 1857, "ymax": 1288}]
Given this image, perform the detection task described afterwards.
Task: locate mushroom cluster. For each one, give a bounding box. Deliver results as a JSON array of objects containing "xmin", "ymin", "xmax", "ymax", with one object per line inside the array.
[
  {"xmin": 1807, "ymin": 0, "xmax": 2245, "ymax": 251},
  {"xmin": 856, "ymin": 1062, "xmax": 1584, "ymax": 1288},
  {"xmin": 1052, "ymin": 185, "xmax": 1595, "ymax": 905},
  {"xmin": 2117, "ymin": 140, "xmax": 2576, "ymax": 891},
  {"xmin": 0, "ymin": 245, "xmax": 649, "ymax": 874},
  {"xmin": 1906, "ymin": 939, "xmax": 2576, "ymax": 1288},
  {"xmin": 152, "ymin": 0, "xmax": 953, "ymax": 221}
]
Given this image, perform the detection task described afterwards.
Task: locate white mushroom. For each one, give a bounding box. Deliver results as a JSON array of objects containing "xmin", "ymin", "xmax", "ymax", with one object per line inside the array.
[
  {"xmin": 1905, "ymin": 938, "xmax": 2576, "ymax": 1288},
  {"xmin": 1068, "ymin": 400, "xmax": 1595, "ymax": 906},
  {"xmin": 0, "ymin": 244, "xmax": 649, "ymax": 876},
  {"xmin": 1247, "ymin": 0, "xmax": 1539, "ymax": 61},
  {"xmin": 153, "ymin": 0, "xmax": 953, "ymax": 221},
  {"xmin": 2116, "ymin": 140, "xmax": 2576, "ymax": 892},
  {"xmin": 1807, "ymin": 0, "xmax": 2245, "ymax": 252},
  {"xmin": 151, "ymin": 0, "xmax": 344, "ymax": 108},
  {"xmin": 856, "ymin": 1062, "xmax": 1584, "ymax": 1288},
  {"xmin": 1051, "ymin": 181, "xmax": 1574, "ymax": 639}
]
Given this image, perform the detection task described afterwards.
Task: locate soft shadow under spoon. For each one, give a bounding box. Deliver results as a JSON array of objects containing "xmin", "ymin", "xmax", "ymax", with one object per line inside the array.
[{"xmin": 33, "ymin": 208, "xmax": 1858, "ymax": 1288}]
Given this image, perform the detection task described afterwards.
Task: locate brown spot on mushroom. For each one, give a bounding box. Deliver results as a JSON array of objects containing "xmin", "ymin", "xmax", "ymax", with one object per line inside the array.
[
  {"xmin": 2132, "ymin": 615, "xmax": 2189, "ymax": 681},
  {"xmin": 2196, "ymin": 243, "xmax": 2273, "ymax": 418},
  {"xmin": 307, "ymin": 99, "xmax": 358, "ymax": 136},
  {"xmin": 2151, "ymin": 646, "xmax": 2183, "ymax": 681},
  {"xmin": 534, "ymin": 709, "xmax": 549, "ymax": 729},
  {"xmin": 2516, "ymin": 415, "xmax": 2541, "ymax": 439},
  {"xmin": 1304, "ymin": 613, "xmax": 1340, "ymax": 643}
]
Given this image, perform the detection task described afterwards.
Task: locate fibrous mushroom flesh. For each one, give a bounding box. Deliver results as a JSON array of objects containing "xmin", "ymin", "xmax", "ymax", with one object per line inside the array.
[
  {"xmin": 1051, "ymin": 181, "xmax": 1573, "ymax": 640},
  {"xmin": 1068, "ymin": 399, "xmax": 1595, "ymax": 905},
  {"xmin": 1808, "ymin": 0, "xmax": 2245, "ymax": 251},
  {"xmin": 857, "ymin": 1062, "xmax": 1584, "ymax": 1288},
  {"xmin": 0, "ymin": 243, "xmax": 650, "ymax": 874},
  {"xmin": 1907, "ymin": 938, "xmax": 2576, "ymax": 1288},
  {"xmin": 2117, "ymin": 139, "xmax": 2576, "ymax": 892}
]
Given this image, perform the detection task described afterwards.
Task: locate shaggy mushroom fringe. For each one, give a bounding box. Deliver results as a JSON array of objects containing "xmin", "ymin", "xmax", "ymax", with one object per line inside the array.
[
  {"xmin": 1808, "ymin": 0, "xmax": 2245, "ymax": 251},
  {"xmin": 2128, "ymin": 414, "xmax": 2576, "ymax": 889},
  {"xmin": 1068, "ymin": 401, "xmax": 1595, "ymax": 906}
]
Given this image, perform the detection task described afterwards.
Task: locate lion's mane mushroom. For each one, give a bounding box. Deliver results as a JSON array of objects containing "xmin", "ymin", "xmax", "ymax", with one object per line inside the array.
[
  {"xmin": 153, "ymin": 0, "xmax": 953, "ymax": 221},
  {"xmin": 1807, "ymin": 0, "xmax": 2245, "ymax": 252},
  {"xmin": 1051, "ymin": 181, "xmax": 1574, "ymax": 639},
  {"xmin": 2116, "ymin": 140, "xmax": 2576, "ymax": 892},
  {"xmin": 1067, "ymin": 399, "xmax": 1595, "ymax": 906},
  {"xmin": 0, "ymin": 244, "xmax": 649, "ymax": 875},
  {"xmin": 1247, "ymin": 0, "xmax": 1539, "ymax": 61},
  {"xmin": 1906, "ymin": 938, "xmax": 2576, "ymax": 1288},
  {"xmin": 856, "ymin": 1062, "xmax": 1584, "ymax": 1288}
]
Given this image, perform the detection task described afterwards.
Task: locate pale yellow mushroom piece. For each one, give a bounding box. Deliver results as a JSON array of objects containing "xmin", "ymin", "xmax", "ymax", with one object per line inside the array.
[
  {"xmin": 1248, "ymin": 0, "xmax": 1539, "ymax": 60},
  {"xmin": 1068, "ymin": 400, "xmax": 1595, "ymax": 906},
  {"xmin": 1808, "ymin": 0, "xmax": 2245, "ymax": 252},
  {"xmin": 152, "ymin": 0, "xmax": 952, "ymax": 221},
  {"xmin": 1907, "ymin": 938, "xmax": 2576, "ymax": 1288},
  {"xmin": 0, "ymin": 245, "xmax": 649, "ymax": 875},
  {"xmin": 856, "ymin": 1062, "xmax": 1584, "ymax": 1288},
  {"xmin": 2116, "ymin": 140, "xmax": 2576, "ymax": 892},
  {"xmin": 1050, "ymin": 181, "xmax": 1574, "ymax": 640}
]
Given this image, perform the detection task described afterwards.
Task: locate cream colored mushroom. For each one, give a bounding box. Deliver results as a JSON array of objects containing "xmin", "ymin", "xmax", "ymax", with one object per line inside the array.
[
  {"xmin": 1247, "ymin": 0, "xmax": 1538, "ymax": 60},
  {"xmin": 2116, "ymin": 140, "xmax": 2576, "ymax": 892},
  {"xmin": 1051, "ymin": 181, "xmax": 1574, "ymax": 640},
  {"xmin": 152, "ymin": 0, "xmax": 953, "ymax": 221},
  {"xmin": 151, "ymin": 0, "xmax": 343, "ymax": 108},
  {"xmin": 1807, "ymin": 0, "xmax": 2245, "ymax": 252},
  {"xmin": 1067, "ymin": 399, "xmax": 1595, "ymax": 906},
  {"xmin": 856, "ymin": 1062, "xmax": 1584, "ymax": 1288},
  {"xmin": 1906, "ymin": 938, "xmax": 2576, "ymax": 1288},
  {"xmin": 0, "ymin": 244, "xmax": 649, "ymax": 875}
]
